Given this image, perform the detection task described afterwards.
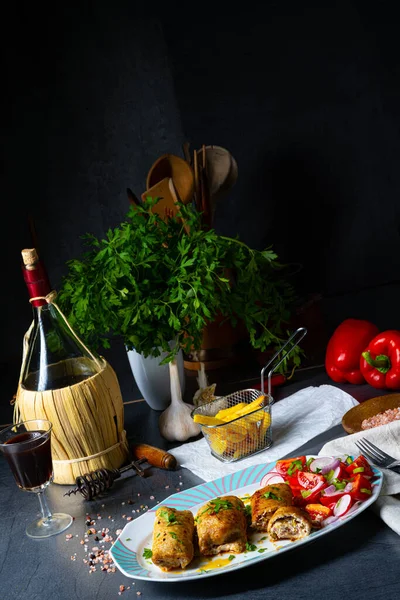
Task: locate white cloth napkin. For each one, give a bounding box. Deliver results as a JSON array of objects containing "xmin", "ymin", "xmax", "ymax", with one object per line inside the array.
[
  {"xmin": 319, "ymin": 420, "xmax": 400, "ymax": 535},
  {"xmin": 171, "ymin": 385, "xmax": 358, "ymax": 481}
]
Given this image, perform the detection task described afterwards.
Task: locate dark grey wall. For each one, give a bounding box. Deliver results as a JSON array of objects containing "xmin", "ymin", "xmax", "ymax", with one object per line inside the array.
[
  {"xmin": 2, "ymin": 1, "xmax": 400, "ymax": 419},
  {"xmin": 1, "ymin": 5, "xmax": 184, "ymax": 418},
  {"xmin": 162, "ymin": 2, "xmax": 400, "ymax": 313}
]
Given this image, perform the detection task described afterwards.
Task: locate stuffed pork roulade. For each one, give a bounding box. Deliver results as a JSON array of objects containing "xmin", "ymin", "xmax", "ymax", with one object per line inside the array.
[
  {"xmin": 151, "ymin": 506, "xmax": 195, "ymax": 570},
  {"xmin": 267, "ymin": 506, "xmax": 312, "ymax": 541},
  {"xmin": 251, "ymin": 483, "xmax": 293, "ymax": 531},
  {"xmin": 195, "ymin": 495, "xmax": 247, "ymax": 556}
]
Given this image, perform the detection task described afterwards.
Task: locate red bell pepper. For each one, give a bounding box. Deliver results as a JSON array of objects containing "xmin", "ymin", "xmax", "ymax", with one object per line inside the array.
[
  {"xmin": 360, "ymin": 330, "xmax": 400, "ymax": 389},
  {"xmin": 325, "ymin": 318, "xmax": 379, "ymax": 384}
]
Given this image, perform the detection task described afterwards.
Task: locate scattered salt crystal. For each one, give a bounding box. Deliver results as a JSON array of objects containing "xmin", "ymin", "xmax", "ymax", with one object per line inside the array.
[{"xmin": 150, "ymin": 495, "xmax": 155, "ymax": 500}]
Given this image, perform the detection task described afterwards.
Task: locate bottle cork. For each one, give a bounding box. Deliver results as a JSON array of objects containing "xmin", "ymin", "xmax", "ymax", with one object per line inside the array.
[{"xmin": 21, "ymin": 248, "xmax": 39, "ymax": 270}]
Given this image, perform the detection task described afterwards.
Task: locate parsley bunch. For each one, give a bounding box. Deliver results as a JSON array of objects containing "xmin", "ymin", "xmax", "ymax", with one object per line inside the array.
[{"xmin": 58, "ymin": 198, "xmax": 301, "ymax": 367}]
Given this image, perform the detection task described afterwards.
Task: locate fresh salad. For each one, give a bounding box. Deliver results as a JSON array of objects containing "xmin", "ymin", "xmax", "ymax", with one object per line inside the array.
[{"xmin": 260, "ymin": 454, "xmax": 376, "ymax": 528}]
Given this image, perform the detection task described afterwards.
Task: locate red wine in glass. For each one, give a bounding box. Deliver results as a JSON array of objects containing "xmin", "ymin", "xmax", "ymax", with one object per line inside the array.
[
  {"xmin": 0, "ymin": 419, "xmax": 72, "ymax": 538},
  {"xmin": 4, "ymin": 430, "xmax": 53, "ymax": 490}
]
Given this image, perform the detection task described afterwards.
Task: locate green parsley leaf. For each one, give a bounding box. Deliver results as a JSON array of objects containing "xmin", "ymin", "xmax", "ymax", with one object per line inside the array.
[
  {"xmin": 57, "ymin": 198, "xmax": 304, "ymax": 373},
  {"xmin": 125, "ymin": 538, "xmax": 132, "ymax": 541},
  {"xmin": 257, "ymin": 548, "xmax": 266, "ymax": 553},
  {"xmin": 228, "ymin": 555, "xmax": 235, "ymax": 561},
  {"xmin": 245, "ymin": 542, "xmax": 257, "ymax": 552},
  {"xmin": 263, "ymin": 492, "xmax": 282, "ymax": 501},
  {"xmin": 169, "ymin": 532, "xmax": 178, "ymax": 539},
  {"xmin": 142, "ymin": 548, "xmax": 153, "ymax": 559}
]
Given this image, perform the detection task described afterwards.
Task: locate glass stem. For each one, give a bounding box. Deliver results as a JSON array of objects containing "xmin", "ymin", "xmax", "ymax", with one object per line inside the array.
[{"xmin": 37, "ymin": 490, "xmax": 52, "ymax": 522}]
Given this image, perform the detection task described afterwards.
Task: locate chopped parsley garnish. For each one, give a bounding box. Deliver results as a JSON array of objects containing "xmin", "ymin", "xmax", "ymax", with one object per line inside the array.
[
  {"xmin": 142, "ymin": 548, "xmax": 153, "ymax": 559},
  {"xmin": 244, "ymin": 505, "xmax": 252, "ymax": 517},
  {"xmin": 197, "ymin": 498, "xmax": 234, "ymax": 519},
  {"xmin": 125, "ymin": 538, "xmax": 131, "ymax": 541},
  {"xmin": 169, "ymin": 532, "xmax": 178, "ymax": 539},
  {"xmin": 263, "ymin": 491, "xmax": 282, "ymax": 501},
  {"xmin": 257, "ymin": 548, "xmax": 266, "ymax": 553},
  {"xmin": 287, "ymin": 459, "xmax": 303, "ymax": 476},
  {"xmin": 159, "ymin": 510, "xmax": 178, "ymax": 525},
  {"xmin": 245, "ymin": 542, "xmax": 257, "ymax": 552},
  {"xmin": 228, "ymin": 555, "xmax": 235, "ymax": 561}
]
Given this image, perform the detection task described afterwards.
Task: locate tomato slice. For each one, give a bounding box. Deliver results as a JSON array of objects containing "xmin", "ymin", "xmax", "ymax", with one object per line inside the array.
[
  {"xmin": 297, "ymin": 471, "xmax": 326, "ymax": 490},
  {"xmin": 345, "ymin": 455, "xmax": 374, "ymax": 478},
  {"xmin": 336, "ymin": 462, "xmax": 351, "ymax": 480},
  {"xmin": 348, "ymin": 474, "xmax": 373, "ymax": 501},
  {"xmin": 320, "ymin": 490, "xmax": 347, "ymax": 506},
  {"xmin": 304, "ymin": 503, "xmax": 332, "ymax": 527},
  {"xmin": 275, "ymin": 456, "xmax": 306, "ymax": 476}
]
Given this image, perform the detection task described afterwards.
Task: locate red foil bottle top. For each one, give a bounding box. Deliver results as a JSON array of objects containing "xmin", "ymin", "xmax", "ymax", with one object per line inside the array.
[{"xmin": 21, "ymin": 248, "xmax": 52, "ymax": 307}]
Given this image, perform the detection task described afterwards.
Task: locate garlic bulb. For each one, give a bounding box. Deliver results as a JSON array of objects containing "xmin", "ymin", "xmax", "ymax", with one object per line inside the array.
[
  {"xmin": 159, "ymin": 358, "xmax": 201, "ymax": 442},
  {"xmin": 193, "ymin": 362, "xmax": 217, "ymax": 407}
]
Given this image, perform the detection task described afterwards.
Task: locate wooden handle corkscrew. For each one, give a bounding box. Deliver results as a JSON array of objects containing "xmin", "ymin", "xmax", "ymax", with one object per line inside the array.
[{"xmin": 131, "ymin": 444, "xmax": 177, "ymax": 470}]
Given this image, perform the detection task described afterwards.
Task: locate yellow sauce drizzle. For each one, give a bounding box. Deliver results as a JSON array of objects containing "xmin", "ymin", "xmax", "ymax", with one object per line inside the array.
[{"xmin": 197, "ymin": 557, "xmax": 236, "ymax": 571}]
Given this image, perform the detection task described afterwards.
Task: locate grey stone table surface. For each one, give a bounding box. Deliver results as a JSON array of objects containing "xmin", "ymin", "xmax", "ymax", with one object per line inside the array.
[{"xmin": 1, "ymin": 366, "xmax": 399, "ymax": 600}]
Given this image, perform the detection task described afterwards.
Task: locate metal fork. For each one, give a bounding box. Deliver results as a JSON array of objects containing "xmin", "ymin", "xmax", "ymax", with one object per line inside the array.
[{"xmin": 355, "ymin": 438, "xmax": 400, "ymax": 471}]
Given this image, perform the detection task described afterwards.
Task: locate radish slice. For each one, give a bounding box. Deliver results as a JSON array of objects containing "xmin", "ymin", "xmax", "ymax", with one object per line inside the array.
[
  {"xmin": 260, "ymin": 471, "xmax": 285, "ymax": 486},
  {"xmin": 344, "ymin": 500, "xmax": 363, "ymax": 517},
  {"xmin": 333, "ymin": 494, "xmax": 353, "ymax": 517},
  {"xmin": 321, "ymin": 515, "xmax": 339, "ymax": 527},
  {"xmin": 310, "ymin": 457, "xmax": 340, "ymax": 474}
]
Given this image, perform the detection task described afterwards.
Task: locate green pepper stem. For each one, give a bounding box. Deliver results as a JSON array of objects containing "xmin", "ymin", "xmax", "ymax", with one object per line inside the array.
[{"xmin": 361, "ymin": 351, "xmax": 391, "ymax": 374}]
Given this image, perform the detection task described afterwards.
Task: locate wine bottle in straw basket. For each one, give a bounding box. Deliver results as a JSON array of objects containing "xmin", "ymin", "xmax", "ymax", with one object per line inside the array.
[{"xmin": 13, "ymin": 248, "xmax": 129, "ymax": 485}]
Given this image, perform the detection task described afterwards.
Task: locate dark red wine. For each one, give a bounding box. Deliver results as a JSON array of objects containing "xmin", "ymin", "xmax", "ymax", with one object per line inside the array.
[{"xmin": 4, "ymin": 431, "xmax": 53, "ymax": 490}]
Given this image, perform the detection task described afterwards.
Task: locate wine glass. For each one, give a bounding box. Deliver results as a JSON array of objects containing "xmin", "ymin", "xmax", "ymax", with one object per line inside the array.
[{"xmin": 0, "ymin": 419, "xmax": 73, "ymax": 538}]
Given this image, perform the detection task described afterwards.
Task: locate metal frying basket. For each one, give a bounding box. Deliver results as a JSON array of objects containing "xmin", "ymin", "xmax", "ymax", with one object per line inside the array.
[{"xmin": 191, "ymin": 327, "xmax": 307, "ymax": 462}]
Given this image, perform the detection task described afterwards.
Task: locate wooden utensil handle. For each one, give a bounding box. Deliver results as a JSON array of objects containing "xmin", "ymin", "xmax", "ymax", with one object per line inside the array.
[{"xmin": 131, "ymin": 444, "xmax": 177, "ymax": 470}]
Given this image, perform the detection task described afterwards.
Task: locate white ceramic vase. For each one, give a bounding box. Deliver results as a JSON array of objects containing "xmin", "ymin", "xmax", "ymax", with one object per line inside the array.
[{"xmin": 126, "ymin": 344, "xmax": 186, "ymax": 411}]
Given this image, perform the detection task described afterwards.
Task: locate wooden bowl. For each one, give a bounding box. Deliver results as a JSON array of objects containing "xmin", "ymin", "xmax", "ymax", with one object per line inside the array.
[
  {"xmin": 146, "ymin": 154, "xmax": 194, "ymax": 204},
  {"xmin": 341, "ymin": 393, "xmax": 400, "ymax": 434}
]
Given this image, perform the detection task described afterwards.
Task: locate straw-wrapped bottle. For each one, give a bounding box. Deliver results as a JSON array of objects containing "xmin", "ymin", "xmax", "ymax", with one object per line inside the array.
[{"xmin": 14, "ymin": 248, "xmax": 129, "ymax": 484}]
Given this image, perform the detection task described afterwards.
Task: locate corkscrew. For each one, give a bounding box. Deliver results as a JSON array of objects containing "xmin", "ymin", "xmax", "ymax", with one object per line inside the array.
[{"xmin": 64, "ymin": 444, "xmax": 177, "ymax": 501}]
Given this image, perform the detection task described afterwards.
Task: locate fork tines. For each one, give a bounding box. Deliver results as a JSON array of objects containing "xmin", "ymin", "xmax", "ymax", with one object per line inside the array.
[{"xmin": 355, "ymin": 438, "xmax": 394, "ymax": 468}]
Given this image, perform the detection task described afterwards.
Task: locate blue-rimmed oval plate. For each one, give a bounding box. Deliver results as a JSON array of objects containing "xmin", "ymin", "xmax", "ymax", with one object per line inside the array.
[{"xmin": 110, "ymin": 456, "xmax": 382, "ymax": 582}]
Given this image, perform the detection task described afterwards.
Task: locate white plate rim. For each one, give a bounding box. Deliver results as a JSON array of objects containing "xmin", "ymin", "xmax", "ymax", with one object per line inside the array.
[{"xmin": 109, "ymin": 455, "xmax": 383, "ymax": 582}]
